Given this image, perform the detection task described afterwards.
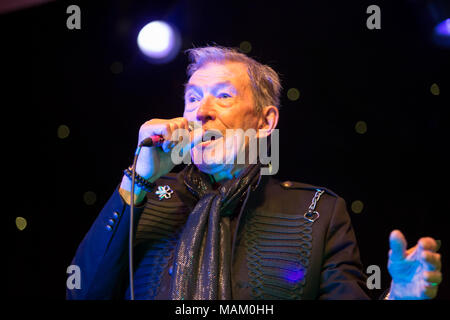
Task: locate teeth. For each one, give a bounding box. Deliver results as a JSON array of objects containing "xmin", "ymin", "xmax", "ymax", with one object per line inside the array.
[{"xmin": 203, "ymin": 129, "xmax": 222, "ymax": 142}]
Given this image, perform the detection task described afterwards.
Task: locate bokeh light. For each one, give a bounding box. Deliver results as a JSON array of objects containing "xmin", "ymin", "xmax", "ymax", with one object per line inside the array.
[
  {"xmin": 16, "ymin": 217, "xmax": 27, "ymax": 231},
  {"xmin": 57, "ymin": 125, "xmax": 70, "ymax": 139},
  {"xmin": 430, "ymin": 83, "xmax": 440, "ymax": 96},
  {"xmin": 239, "ymin": 41, "xmax": 252, "ymax": 53},
  {"xmin": 355, "ymin": 121, "xmax": 367, "ymax": 134},
  {"xmin": 351, "ymin": 200, "xmax": 364, "ymax": 214},
  {"xmin": 110, "ymin": 61, "xmax": 123, "ymax": 74},
  {"xmin": 287, "ymin": 88, "xmax": 300, "ymax": 101},
  {"xmin": 137, "ymin": 20, "xmax": 181, "ymax": 63},
  {"xmin": 83, "ymin": 191, "xmax": 97, "ymax": 205}
]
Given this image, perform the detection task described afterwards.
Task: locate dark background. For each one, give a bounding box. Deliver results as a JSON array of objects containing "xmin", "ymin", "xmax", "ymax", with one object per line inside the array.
[{"xmin": 3, "ymin": 0, "xmax": 449, "ymax": 299}]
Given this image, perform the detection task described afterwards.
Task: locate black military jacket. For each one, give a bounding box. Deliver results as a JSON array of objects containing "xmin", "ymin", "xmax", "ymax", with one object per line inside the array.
[{"xmin": 67, "ymin": 171, "xmax": 369, "ymax": 300}]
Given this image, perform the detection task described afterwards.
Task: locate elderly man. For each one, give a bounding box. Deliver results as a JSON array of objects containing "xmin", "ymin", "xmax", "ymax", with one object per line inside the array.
[{"xmin": 67, "ymin": 46, "xmax": 442, "ymax": 300}]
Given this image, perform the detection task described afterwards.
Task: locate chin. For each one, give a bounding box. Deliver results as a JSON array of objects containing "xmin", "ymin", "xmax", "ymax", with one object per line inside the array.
[{"xmin": 191, "ymin": 153, "xmax": 233, "ymax": 175}]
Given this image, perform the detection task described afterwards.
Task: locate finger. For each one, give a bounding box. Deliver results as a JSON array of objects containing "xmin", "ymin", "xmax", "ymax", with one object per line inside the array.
[
  {"xmin": 172, "ymin": 122, "xmax": 180, "ymax": 140},
  {"xmin": 190, "ymin": 127, "xmax": 205, "ymax": 148},
  {"xmin": 405, "ymin": 245, "xmax": 417, "ymax": 257},
  {"xmin": 171, "ymin": 130, "xmax": 180, "ymax": 145},
  {"xmin": 424, "ymin": 271, "xmax": 442, "ymax": 285},
  {"xmin": 389, "ymin": 230, "xmax": 407, "ymax": 261},
  {"xmin": 418, "ymin": 237, "xmax": 438, "ymax": 253},
  {"xmin": 436, "ymin": 240, "xmax": 441, "ymax": 252},
  {"xmin": 423, "ymin": 285, "xmax": 438, "ymax": 299},
  {"xmin": 178, "ymin": 117, "xmax": 189, "ymax": 131},
  {"xmin": 173, "ymin": 118, "xmax": 190, "ymax": 144},
  {"xmin": 159, "ymin": 122, "xmax": 174, "ymax": 152},
  {"xmin": 143, "ymin": 121, "xmax": 170, "ymax": 139},
  {"xmin": 420, "ymin": 251, "xmax": 441, "ymax": 271},
  {"xmin": 170, "ymin": 122, "xmax": 180, "ymax": 143},
  {"xmin": 161, "ymin": 123, "xmax": 174, "ymax": 151},
  {"xmin": 159, "ymin": 122, "xmax": 174, "ymax": 142},
  {"xmin": 139, "ymin": 120, "xmax": 159, "ymax": 144}
]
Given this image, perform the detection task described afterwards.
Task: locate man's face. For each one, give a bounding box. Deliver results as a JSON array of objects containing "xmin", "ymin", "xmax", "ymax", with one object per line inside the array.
[{"xmin": 183, "ymin": 61, "xmax": 261, "ymax": 174}]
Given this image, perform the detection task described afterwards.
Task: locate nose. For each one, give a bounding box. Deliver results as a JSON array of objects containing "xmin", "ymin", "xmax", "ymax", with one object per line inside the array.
[{"xmin": 196, "ymin": 95, "xmax": 216, "ymax": 124}]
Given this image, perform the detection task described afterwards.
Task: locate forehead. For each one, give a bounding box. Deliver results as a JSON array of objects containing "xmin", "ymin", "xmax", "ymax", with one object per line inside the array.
[{"xmin": 187, "ymin": 61, "xmax": 250, "ymax": 89}]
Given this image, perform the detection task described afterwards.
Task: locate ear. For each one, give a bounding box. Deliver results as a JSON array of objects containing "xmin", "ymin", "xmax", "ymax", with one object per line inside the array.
[{"xmin": 256, "ymin": 105, "xmax": 279, "ymax": 139}]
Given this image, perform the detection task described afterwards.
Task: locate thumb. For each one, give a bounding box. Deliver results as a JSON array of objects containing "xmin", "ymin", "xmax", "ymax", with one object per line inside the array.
[{"xmin": 389, "ymin": 229, "xmax": 407, "ymax": 261}]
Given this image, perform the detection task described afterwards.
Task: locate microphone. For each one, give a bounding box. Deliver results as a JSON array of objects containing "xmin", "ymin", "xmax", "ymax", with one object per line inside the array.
[{"xmin": 139, "ymin": 121, "xmax": 195, "ymax": 147}]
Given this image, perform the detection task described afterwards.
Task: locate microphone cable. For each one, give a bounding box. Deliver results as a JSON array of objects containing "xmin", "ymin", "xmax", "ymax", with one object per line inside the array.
[
  {"xmin": 128, "ymin": 143, "xmax": 143, "ymax": 300},
  {"xmin": 128, "ymin": 121, "xmax": 195, "ymax": 300}
]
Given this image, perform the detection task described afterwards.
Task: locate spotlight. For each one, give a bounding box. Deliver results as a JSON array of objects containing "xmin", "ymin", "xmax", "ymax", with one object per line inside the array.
[
  {"xmin": 434, "ymin": 18, "xmax": 450, "ymax": 37},
  {"xmin": 426, "ymin": 0, "xmax": 450, "ymax": 47},
  {"xmin": 433, "ymin": 17, "xmax": 450, "ymax": 47},
  {"xmin": 137, "ymin": 20, "xmax": 181, "ymax": 64},
  {"xmin": 409, "ymin": 0, "xmax": 450, "ymax": 48}
]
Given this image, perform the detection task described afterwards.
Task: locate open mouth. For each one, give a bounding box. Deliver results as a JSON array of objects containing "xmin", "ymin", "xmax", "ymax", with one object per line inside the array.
[{"xmin": 200, "ymin": 129, "xmax": 223, "ymax": 147}]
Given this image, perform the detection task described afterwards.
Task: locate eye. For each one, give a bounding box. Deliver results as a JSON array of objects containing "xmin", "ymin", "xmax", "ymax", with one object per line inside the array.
[
  {"xmin": 187, "ymin": 96, "xmax": 200, "ymax": 103},
  {"xmin": 217, "ymin": 93, "xmax": 232, "ymax": 99}
]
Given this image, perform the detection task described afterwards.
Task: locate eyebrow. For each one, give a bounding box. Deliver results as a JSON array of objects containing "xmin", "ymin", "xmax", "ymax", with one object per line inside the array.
[{"xmin": 184, "ymin": 81, "xmax": 237, "ymax": 96}]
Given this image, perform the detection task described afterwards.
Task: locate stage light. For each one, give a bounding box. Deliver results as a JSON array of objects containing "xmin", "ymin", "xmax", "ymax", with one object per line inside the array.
[
  {"xmin": 433, "ymin": 18, "xmax": 450, "ymax": 47},
  {"xmin": 137, "ymin": 20, "xmax": 181, "ymax": 64},
  {"xmin": 435, "ymin": 18, "xmax": 450, "ymax": 37},
  {"xmin": 425, "ymin": 0, "xmax": 450, "ymax": 48}
]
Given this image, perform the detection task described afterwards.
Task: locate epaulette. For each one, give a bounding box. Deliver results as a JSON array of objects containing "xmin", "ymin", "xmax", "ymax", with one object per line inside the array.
[{"xmin": 279, "ymin": 180, "xmax": 338, "ymax": 197}]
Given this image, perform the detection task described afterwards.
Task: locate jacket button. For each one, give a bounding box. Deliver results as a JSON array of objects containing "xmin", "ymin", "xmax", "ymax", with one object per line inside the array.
[
  {"xmin": 108, "ymin": 218, "xmax": 115, "ymax": 225},
  {"xmin": 112, "ymin": 211, "xmax": 120, "ymax": 219},
  {"xmin": 106, "ymin": 225, "xmax": 113, "ymax": 231}
]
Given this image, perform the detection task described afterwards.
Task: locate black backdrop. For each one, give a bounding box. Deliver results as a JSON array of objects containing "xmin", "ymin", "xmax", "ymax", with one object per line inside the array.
[{"xmin": 4, "ymin": 0, "xmax": 449, "ymax": 299}]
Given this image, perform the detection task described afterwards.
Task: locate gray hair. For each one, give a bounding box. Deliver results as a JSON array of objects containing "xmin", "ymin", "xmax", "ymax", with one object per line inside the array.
[{"xmin": 185, "ymin": 46, "xmax": 282, "ymax": 111}]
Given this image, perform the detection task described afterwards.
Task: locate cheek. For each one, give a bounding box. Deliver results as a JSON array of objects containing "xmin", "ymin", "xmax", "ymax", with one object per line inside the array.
[
  {"xmin": 183, "ymin": 109, "xmax": 196, "ymax": 121},
  {"xmin": 233, "ymin": 99, "xmax": 259, "ymax": 129},
  {"xmin": 235, "ymin": 110, "xmax": 260, "ymax": 131},
  {"xmin": 220, "ymin": 106, "xmax": 255, "ymax": 129}
]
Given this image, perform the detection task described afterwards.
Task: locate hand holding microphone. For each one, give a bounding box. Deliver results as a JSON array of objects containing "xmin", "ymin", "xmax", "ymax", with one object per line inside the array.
[
  {"xmin": 119, "ymin": 117, "xmax": 202, "ymax": 205},
  {"xmin": 132, "ymin": 117, "xmax": 202, "ymax": 183},
  {"xmin": 138, "ymin": 118, "xmax": 196, "ymax": 148}
]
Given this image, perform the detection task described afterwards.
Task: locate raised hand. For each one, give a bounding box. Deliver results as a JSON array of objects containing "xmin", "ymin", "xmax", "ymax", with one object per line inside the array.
[{"xmin": 387, "ymin": 230, "xmax": 442, "ymax": 299}]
